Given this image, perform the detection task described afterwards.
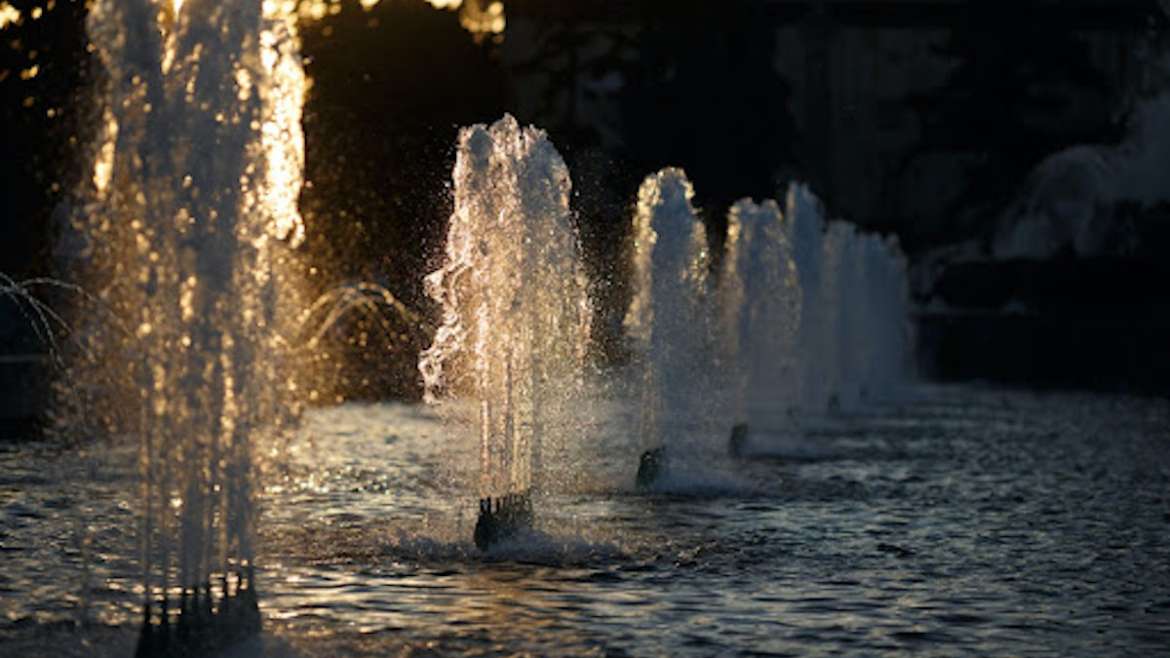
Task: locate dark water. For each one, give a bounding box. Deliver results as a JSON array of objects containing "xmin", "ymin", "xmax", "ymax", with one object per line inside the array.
[{"xmin": 2, "ymin": 386, "xmax": 1168, "ymax": 657}]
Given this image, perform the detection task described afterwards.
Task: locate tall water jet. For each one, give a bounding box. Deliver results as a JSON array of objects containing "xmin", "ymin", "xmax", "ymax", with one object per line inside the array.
[
  {"xmin": 625, "ymin": 168, "xmax": 710, "ymax": 486},
  {"xmin": 717, "ymin": 199, "xmax": 801, "ymax": 453},
  {"xmin": 822, "ymin": 222, "xmax": 916, "ymax": 410},
  {"xmin": 821, "ymin": 221, "xmax": 862, "ymax": 410},
  {"xmin": 418, "ymin": 115, "xmax": 592, "ymax": 549},
  {"xmin": 857, "ymin": 233, "xmax": 913, "ymax": 402},
  {"xmin": 785, "ymin": 183, "xmax": 830, "ymax": 412},
  {"xmin": 62, "ymin": 0, "xmax": 309, "ymax": 651},
  {"xmin": 784, "ymin": 183, "xmax": 913, "ymax": 414}
]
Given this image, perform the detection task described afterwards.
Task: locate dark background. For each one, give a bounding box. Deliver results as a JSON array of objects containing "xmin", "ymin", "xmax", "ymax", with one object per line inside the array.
[{"xmin": 3, "ymin": 0, "xmax": 1169, "ymax": 399}]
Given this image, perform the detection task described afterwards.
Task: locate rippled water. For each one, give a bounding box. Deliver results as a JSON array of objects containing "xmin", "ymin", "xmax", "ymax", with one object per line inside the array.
[{"xmin": 2, "ymin": 385, "xmax": 1169, "ymax": 657}]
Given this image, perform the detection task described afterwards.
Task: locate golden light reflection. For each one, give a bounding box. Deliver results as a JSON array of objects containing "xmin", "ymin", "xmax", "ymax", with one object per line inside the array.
[
  {"xmin": 159, "ymin": 0, "xmax": 181, "ymax": 74},
  {"xmin": 0, "ymin": 2, "xmax": 20, "ymax": 30},
  {"xmin": 260, "ymin": 2, "xmax": 308, "ymax": 248},
  {"xmin": 297, "ymin": 0, "xmax": 330, "ymax": 21},
  {"xmin": 92, "ymin": 106, "xmax": 118, "ymax": 197},
  {"xmin": 457, "ymin": 0, "xmax": 504, "ymax": 41},
  {"xmin": 293, "ymin": 0, "xmax": 504, "ymax": 41}
]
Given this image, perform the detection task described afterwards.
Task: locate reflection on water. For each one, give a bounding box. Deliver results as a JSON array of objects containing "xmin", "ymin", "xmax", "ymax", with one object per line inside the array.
[{"xmin": 2, "ymin": 385, "xmax": 1170, "ymax": 656}]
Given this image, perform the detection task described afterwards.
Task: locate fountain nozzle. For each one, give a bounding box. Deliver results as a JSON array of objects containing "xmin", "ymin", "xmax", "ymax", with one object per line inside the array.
[
  {"xmin": 729, "ymin": 423, "xmax": 750, "ymax": 458},
  {"xmin": 133, "ymin": 568, "xmax": 261, "ymax": 658},
  {"xmin": 474, "ymin": 490, "xmax": 534, "ymax": 551},
  {"xmin": 635, "ymin": 446, "xmax": 666, "ymax": 491}
]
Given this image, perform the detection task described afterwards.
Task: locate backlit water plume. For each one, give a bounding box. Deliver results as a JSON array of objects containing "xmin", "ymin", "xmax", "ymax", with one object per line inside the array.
[
  {"xmin": 718, "ymin": 199, "xmax": 801, "ymax": 429},
  {"xmin": 419, "ymin": 115, "xmax": 592, "ymax": 498},
  {"xmin": 785, "ymin": 184, "xmax": 913, "ymax": 412},
  {"xmin": 61, "ymin": 0, "xmax": 310, "ymax": 636},
  {"xmin": 624, "ymin": 168, "xmax": 711, "ymax": 453}
]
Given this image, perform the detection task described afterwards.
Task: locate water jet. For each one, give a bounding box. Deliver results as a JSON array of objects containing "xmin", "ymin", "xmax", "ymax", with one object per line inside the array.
[
  {"xmin": 418, "ymin": 115, "xmax": 591, "ymax": 550},
  {"xmin": 718, "ymin": 198, "xmax": 801, "ymax": 437},
  {"xmin": 624, "ymin": 168, "xmax": 710, "ymax": 489},
  {"xmin": 66, "ymin": 0, "xmax": 311, "ymax": 650}
]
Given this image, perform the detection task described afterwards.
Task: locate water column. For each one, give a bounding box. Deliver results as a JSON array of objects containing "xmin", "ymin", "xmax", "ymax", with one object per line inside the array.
[
  {"xmin": 718, "ymin": 199, "xmax": 802, "ymax": 435},
  {"xmin": 70, "ymin": 0, "xmax": 308, "ymax": 648},
  {"xmin": 419, "ymin": 116, "xmax": 591, "ymax": 543},
  {"xmin": 860, "ymin": 233, "xmax": 913, "ymax": 402},
  {"xmin": 822, "ymin": 222, "xmax": 915, "ymax": 410},
  {"xmin": 785, "ymin": 183, "xmax": 828, "ymax": 412},
  {"xmin": 625, "ymin": 168, "xmax": 710, "ymax": 462},
  {"xmin": 822, "ymin": 220, "xmax": 861, "ymax": 410},
  {"xmin": 784, "ymin": 182, "xmax": 913, "ymax": 413}
]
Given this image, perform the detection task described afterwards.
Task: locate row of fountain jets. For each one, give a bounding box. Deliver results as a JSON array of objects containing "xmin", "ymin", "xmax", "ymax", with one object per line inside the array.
[
  {"xmin": 419, "ymin": 116, "xmax": 913, "ymax": 548},
  {"xmin": 72, "ymin": 111, "xmax": 912, "ymax": 649},
  {"xmin": 58, "ymin": 4, "xmax": 908, "ymax": 651}
]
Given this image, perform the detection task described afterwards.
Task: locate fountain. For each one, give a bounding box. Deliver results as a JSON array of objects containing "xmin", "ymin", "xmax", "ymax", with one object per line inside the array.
[
  {"xmin": 717, "ymin": 198, "xmax": 801, "ymax": 455},
  {"xmin": 856, "ymin": 232, "xmax": 914, "ymax": 404},
  {"xmin": 822, "ymin": 221, "xmax": 863, "ymax": 410},
  {"xmin": 624, "ymin": 168, "xmax": 711, "ymax": 488},
  {"xmin": 418, "ymin": 115, "xmax": 592, "ymax": 550},
  {"xmin": 785, "ymin": 183, "xmax": 830, "ymax": 412},
  {"xmin": 819, "ymin": 222, "xmax": 914, "ymax": 410},
  {"xmin": 784, "ymin": 183, "xmax": 912, "ymax": 414},
  {"xmin": 59, "ymin": 0, "xmax": 310, "ymax": 653}
]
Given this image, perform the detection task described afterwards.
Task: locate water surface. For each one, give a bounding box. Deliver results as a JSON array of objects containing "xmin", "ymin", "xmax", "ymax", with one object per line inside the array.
[{"xmin": 2, "ymin": 385, "xmax": 1168, "ymax": 657}]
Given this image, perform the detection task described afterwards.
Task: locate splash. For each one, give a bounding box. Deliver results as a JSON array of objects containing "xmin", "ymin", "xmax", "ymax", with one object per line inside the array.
[
  {"xmin": 64, "ymin": 0, "xmax": 310, "ymax": 643},
  {"xmin": 419, "ymin": 115, "xmax": 591, "ymax": 498}
]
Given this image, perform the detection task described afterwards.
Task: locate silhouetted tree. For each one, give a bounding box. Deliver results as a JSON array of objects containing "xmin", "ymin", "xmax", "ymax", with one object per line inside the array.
[
  {"xmin": 905, "ymin": 3, "xmax": 1128, "ymax": 245},
  {"xmin": 620, "ymin": 0, "xmax": 797, "ymax": 242},
  {"xmin": 0, "ymin": 0, "xmax": 93, "ymax": 278}
]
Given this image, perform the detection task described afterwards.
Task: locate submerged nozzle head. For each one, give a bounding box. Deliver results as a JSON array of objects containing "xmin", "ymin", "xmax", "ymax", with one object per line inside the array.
[
  {"xmin": 473, "ymin": 490, "xmax": 535, "ymax": 551},
  {"xmin": 729, "ymin": 423, "xmax": 750, "ymax": 458},
  {"xmin": 635, "ymin": 446, "xmax": 666, "ymax": 491},
  {"xmin": 134, "ymin": 604, "xmax": 156, "ymax": 658}
]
